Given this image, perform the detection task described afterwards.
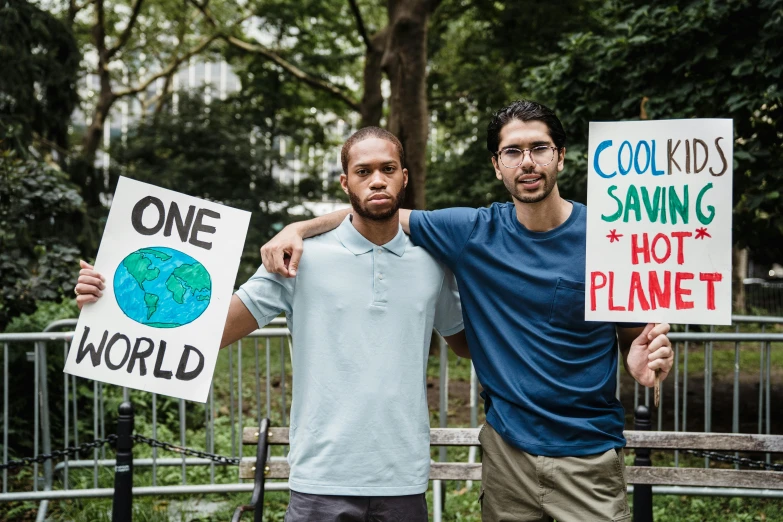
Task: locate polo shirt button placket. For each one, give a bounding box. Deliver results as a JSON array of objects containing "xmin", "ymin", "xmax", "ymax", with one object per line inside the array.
[{"xmin": 372, "ymin": 248, "xmax": 388, "ymax": 305}]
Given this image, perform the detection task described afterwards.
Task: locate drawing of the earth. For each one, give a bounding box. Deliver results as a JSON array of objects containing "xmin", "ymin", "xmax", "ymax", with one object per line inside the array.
[{"xmin": 114, "ymin": 247, "xmax": 212, "ymax": 328}]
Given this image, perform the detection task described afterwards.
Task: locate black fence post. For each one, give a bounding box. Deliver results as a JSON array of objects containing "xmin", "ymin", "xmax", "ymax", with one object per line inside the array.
[
  {"xmin": 112, "ymin": 401, "xmax": 134, "ymax": 522},
  {"xmin": 231, "ymin": 418, "xmax": 270, "ymax": 522},
  {"xmin": 633, "ymin": 405, "xmax": 653, "ymax": 522}
]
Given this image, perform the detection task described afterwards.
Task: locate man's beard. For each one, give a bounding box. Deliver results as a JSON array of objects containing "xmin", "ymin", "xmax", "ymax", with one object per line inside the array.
[
  {"xmin": 348, "ymin": 186, "xmax": 406, "ymax": 221},
  {"xmin": 507, "ymin": 170, "xmax": 557, "ymax": 204}
]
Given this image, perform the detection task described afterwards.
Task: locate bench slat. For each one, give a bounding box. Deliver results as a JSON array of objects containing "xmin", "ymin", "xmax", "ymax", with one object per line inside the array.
[
  {"xmin": 243, "ymin": 427, "xmax": 783, "ymax": 453},
  {"xmin": 238, "ymin": 461, "xmax": 783, "ymax": 489},
  {"xmin": 626, "ymin": 466, "xmax": 783, "ymax": 489},
  {"xmin": 238, "ymin": 461, "xmax": 484, "ymax": 481},
  {"xmin": 624, "ymin": 431, "xmax": 783, "ymax": 452},
  {"xmin": 242, "ymin": 427, "xmax": 482, "ymax": 446}
]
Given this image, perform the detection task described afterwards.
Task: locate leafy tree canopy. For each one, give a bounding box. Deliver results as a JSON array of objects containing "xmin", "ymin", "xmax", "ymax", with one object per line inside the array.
[
  {"xmin": 110, "ymin": 92, "xmax": 313, "ymax": 284},
  {"xmin": 427, "ymin": 0, "xmax": 783, "ymax": 265},
  {"xmin": 0, "ymin": 0, "xmax": 80, "ymax": 155},
  {"xmin": 523, "ymin": 0, "xmax": 783, "ymax": 263},
  {"xmin": 0, "ymin": 151, "xmax": 84, "ymax": 328}
]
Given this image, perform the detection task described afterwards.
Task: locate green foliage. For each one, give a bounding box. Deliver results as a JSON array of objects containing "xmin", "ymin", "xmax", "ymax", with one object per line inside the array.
[
  {"xmin": 638, "ymin": 495, "xmax": 783, "ymax": 522},
  {"xmin": 0, "ymin": 0, "xmax": 80, "ymax": 155},
  {"xmin": 109, "ymin": 92, "xmax": 302, "ymax": 285},
  {"xmin": 4, "ymin": 297, "xmax": 78, "ymax": 333},
  {"xmin": 425, "ymin": 0, "xmax": 603, "ymax": 209},
  {"xmin": 519, "ymin": 0, "xmax": 783, "ymax": 262},
  {"xmin": 0, "ymin": 151, "xmax": 84, "ymax": 328}
]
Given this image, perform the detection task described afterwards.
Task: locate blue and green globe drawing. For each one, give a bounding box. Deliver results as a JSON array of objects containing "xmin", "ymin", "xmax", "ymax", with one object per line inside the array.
[{"xmin": 114, "ymin": 247, "xmax": 212, "ymax": 328}]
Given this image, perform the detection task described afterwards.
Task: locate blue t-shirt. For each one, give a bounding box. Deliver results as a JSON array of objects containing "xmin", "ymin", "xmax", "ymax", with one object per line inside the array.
[{"xmin": 410, "ymin": 201, "xmax": 630, "ymax": 457}]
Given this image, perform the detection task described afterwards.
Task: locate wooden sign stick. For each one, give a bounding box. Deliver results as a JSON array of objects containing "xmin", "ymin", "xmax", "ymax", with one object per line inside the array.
[{"xmin": 654, "ymin": 369, "xmax": 661, "ymax": 407}]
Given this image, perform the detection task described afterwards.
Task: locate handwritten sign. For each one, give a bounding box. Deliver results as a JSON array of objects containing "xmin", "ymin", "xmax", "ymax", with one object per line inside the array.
[
  {"xmin": 64, "ymin": 177, "xmax": 251, "ymax": 402},
  {"xmin": 585, "ymin": 119, "xmax": 733, "ymax": 325}
]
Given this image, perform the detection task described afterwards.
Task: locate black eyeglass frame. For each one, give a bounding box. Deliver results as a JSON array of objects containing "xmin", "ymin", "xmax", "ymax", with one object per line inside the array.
[{"xmin": 495, "ymin": 146, "xmax": 560, "ymax": 168}]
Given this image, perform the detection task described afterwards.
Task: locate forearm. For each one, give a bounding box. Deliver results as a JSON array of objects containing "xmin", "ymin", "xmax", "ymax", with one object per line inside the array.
[
  {"xmin": 617, "ymin": 326, "xmax": 643, "ymax": 373},
  {"xmin": 444, "ymin": 330, "xmax": 471, "ymax": 359},
  {"xmin": 291, "ymin": 208, "xmax": 351, "ymax": 239},
  {"xmin": 399, "ymin": 209, "xmax": 412, "ymax": 234},
  {"xmin": 220, "ymin": 295, "xmax": 260, "ymax": 348}
]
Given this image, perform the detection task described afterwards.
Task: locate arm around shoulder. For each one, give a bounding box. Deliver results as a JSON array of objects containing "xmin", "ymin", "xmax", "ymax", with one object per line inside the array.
[{"xmin": 260, "ymin": 208, "xmax": 350, "ymax": 277}]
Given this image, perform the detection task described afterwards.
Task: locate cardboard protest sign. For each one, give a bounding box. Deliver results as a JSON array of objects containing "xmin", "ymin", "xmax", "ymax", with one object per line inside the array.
[
  {"xmin": 64, "ymin": 177, "xmax": 251, "ymax": 402},
  {"xmin": 585, "ymin": 119, "xmax": 733, "ymax": 325}
]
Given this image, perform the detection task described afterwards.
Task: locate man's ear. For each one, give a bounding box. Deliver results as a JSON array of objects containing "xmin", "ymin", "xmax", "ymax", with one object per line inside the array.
[
  {"xmin": 402, "ymin": 168, "xmax": 408, "ymax": 188},
  {"xmin": 557, "ymin": 147, "xmax": 566, "ymax": 172},
  {"xmin": 340, "ymin": 173, "xmax": 349, "ymax": 194},
  {"xmin": 491, "ymin": 156, "xmax": 502, "ymax": 180}
]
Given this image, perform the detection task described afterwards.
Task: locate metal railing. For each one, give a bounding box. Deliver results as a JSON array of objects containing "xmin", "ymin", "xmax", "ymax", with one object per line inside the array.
[
  {"xmin": 1, "ymin": 315, "xmax": 781, "ymax": 521},
  {"xmin": 0, "ymin": 317, "xmax": 290, "ymax": 521},
  {"xmin": 744, "ymin": 279, "xmax": 783, "ymax": 316}
]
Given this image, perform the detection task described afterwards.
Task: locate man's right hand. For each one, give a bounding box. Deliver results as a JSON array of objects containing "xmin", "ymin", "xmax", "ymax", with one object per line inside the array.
[
  {"xmin": 75, "ymin": 259, "xmax": 105, "ymax": 310},
  {"xmin": 260, "ymin": 224, "xmax": 304, "ymax": 278}
]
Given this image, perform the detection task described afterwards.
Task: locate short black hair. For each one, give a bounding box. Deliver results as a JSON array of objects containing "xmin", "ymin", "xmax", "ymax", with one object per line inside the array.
[
  {"xmin": 341, "ymin": 127, "xmax": 405, "ymax": 174},
  {"xmin": 486, "ymin": 100, "xmax": 567, "ymax": 156}
]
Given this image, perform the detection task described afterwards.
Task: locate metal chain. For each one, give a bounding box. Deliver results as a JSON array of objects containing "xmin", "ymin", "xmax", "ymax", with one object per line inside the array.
[
  {"xmin": 0, "ymin": 435, "xmax": 118, "ymax": 471},
  {"xmin": 131, "ymin": 434, "xmax": 240, "ymax": 465},
  {"xmin": 5, "ymin": 436, "xmax": 779, "ymax": 472},
  {"xmin": 684, "ymin": 449, "xmax": 783, "ymax": 471}
]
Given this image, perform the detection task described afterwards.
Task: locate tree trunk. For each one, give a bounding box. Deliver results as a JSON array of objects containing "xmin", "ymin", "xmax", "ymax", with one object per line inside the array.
[
  {"xmin": 733, "ymin": 245, "xmax": 748, "ymax": 313},
  {"xmin": 383, "ymin": 0, "xmax": 430, "ymax": 210},
  {"xmin": 82, "ymin": 84, "xmax": 115, "ymax": 166},
  {"xmin": 360, "ymin": 29, "xmax": 388, "ymax": 128}
]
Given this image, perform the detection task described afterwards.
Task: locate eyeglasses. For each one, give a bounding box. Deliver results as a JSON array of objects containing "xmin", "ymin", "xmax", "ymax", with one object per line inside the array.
[{"xmin": 496, "ymin": 146, "xmax": 558, "ymax": 168}]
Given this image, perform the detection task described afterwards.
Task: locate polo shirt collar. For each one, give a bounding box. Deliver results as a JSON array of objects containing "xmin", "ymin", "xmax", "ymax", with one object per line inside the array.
[{"xmin": 336, "ymin": 214, "xmax": 407, "ymax": 257}]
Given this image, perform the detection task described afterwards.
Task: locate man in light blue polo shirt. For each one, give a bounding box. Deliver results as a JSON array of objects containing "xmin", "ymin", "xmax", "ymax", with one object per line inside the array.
[{"xmin": 75, "ymin": 127, "xmax": 468, "ymax": 521}]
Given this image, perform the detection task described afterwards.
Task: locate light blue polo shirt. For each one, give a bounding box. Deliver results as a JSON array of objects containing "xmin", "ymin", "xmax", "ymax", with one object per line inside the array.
[{"xmin": 236, "ymin": 215, "xmax": 464, "ymax": 496}]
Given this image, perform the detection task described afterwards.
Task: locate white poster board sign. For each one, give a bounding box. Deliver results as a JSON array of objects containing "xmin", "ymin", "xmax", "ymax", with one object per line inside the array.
[
  {"xmin": 64, "ymin": 177, "xmax": 251, "ymax": 402},
  {"xmin": 585, "ymin": 119, "xmax": 733, "ymax": 325}
]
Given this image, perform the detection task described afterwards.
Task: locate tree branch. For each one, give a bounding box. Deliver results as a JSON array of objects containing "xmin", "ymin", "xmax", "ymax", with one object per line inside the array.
[
  {"xmin": 223, "ymin": 35, "xmax": 360, "ymax": 111},
  {"xmin": 152, "ymin": 69, "xmax": 177, "ymax": 118},
  {"xmin": 93, "ymin": 0, "xmax": 108, "ymax": 59},
  {"xmin": 347, "ymin": 0, "xmax": 371, "ymax": 51},
  {"xmin": 107, "ymin": 0, "xmax": 145, "ymax": 60},
  {"xmin": 187, "ymin": 0, "xmax": 360, "ymax": 111},
  {"xmin": 114, "ymin": 34, "xmax": 221, "ymax": 98}
]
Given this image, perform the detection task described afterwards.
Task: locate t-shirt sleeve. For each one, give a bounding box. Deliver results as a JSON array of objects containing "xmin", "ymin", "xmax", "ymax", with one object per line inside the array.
[
  {"xmin": 408, "ymin": 208, "xmax": 479, "ymax": 267},
  {"xmin": 235, "ymin": 265, "xmax": 295, "ymax": 328},
  {"xmin": 433, "ymin": 268, "xmax": 464, "ymax": 337}
]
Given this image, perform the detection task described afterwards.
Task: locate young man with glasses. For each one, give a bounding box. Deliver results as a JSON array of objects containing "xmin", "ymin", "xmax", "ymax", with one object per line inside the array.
[
  {"xmin": 75, "ymin": 127, "xmax": 469, "ymax": 522},
  {"xmin": 260, "ymin": 101, "xmax": 674, "ymax": 522}
]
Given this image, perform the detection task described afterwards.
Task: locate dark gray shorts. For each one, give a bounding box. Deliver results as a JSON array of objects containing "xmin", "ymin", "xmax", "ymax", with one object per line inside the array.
[{"xmin": 284, "ymin": 490, "xmax": 428, "ymax": 522}]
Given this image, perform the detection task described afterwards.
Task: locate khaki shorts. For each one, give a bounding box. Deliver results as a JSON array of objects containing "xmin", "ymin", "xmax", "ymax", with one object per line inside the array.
[{"xmin": 479, "ymin": 423, "xmax": 631, "ymax": 522}]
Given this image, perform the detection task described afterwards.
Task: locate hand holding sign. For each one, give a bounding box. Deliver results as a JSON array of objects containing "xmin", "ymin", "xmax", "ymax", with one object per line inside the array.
[
  {"xmin": 75, "ymin": 260, "xmax": 105, "ymax": 305},
  {"xmin": 624, "ymin": 323, "xmax": 673, "ymax": 399}
]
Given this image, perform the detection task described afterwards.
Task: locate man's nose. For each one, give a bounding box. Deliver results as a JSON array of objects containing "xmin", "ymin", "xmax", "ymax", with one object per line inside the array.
[
  {"xmin": 519, "ymin": 151, "xmax": 536, "ymax": 169},
  {"xmin": 369, "ymin": 171, "xmax": 387, "ymax": 187}
]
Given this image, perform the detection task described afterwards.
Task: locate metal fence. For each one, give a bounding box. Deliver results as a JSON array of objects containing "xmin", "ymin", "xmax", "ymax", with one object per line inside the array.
[
  {"xmin": 745, "ymin": 279, "xmax": 783, "ymax": 316},
  {"xmin": 1, "ymin": 316, "xmax": 781, "ymax": 520}
]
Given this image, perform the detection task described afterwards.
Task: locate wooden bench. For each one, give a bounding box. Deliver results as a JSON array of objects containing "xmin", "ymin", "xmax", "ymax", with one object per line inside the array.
[{"xmin": 232, "ymin": 418, "xmax": 783, "ymax": 522}]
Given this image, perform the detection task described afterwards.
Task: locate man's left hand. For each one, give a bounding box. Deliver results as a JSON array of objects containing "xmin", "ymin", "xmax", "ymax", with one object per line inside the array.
[{"xmin": 625, "ymin": 323, "xmax": 673, "ymax": 388}]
